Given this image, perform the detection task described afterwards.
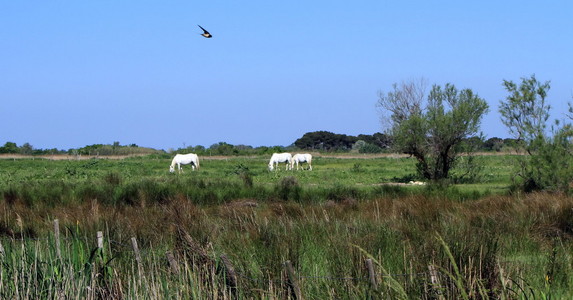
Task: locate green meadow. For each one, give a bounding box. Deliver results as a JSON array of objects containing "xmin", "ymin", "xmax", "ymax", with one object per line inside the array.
[{"xmin": 1, "ymin": 154, "xmax": 571, "ymax": 299}]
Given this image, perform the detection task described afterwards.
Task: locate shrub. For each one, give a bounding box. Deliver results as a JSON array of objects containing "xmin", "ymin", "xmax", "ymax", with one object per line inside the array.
[
  {"xmin": 359, "ymin": 143, "xmax": 382, "ymax": 154},
  {"xmin": 275, "ymin": 176, "xmax": 301, "ymax": 201},
  {"xmin": 233, "ymin": 163, "xmax": 253, "ymax": 188}
]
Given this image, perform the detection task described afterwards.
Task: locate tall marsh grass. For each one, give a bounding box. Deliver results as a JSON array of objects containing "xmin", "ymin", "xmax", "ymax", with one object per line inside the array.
[
  {"xmin": 1, "ymin": 156, "xmax": 571, "ymax": 298},
  {"xmin": 2, "ymin": 191, "xmax": 573, "ymax": 298}
]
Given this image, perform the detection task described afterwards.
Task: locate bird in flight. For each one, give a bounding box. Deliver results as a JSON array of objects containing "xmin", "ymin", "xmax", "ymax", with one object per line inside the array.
[{"xmin": 198, "ymin": 25, "xmax": 212, "ymax": 38}]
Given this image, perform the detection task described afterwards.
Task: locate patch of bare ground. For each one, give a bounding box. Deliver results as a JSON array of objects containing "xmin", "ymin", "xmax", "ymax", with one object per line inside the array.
[
  {"xmin": 317, "ymin": 153, "xmax": 409, "ymax": 159},
  {"xmin": 0, "ymin": 154, "xmax": 151, "ymax": 160},
  {"xmin": 374, "ymin": 181, "xmax": 426, "ymax": 186},
  {"xmin": 311, "ymin": 151, "xmax": 523, "ymax": 159},
  {"xmin": 225, "ymin": 199, "xmax": 258, "ymax": 208}
]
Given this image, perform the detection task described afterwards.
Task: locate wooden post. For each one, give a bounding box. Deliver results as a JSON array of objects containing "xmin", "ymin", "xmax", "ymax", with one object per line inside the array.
[
  {"xmin": 365, "ymin": 258, "xmax": 378, "ymax": 290},
  {"xmin": 131, "ymin": 237, "xmax": 142, "ymax": 271},
  {"xmin": 97, "ymin": 231, "xmax": 104, "ymax": 249},
  {"xmin": 284, "ymin": 260, "xmax": 304, "ymax": 300},
  {"xmin": 0, "ymin": 240, "xmax": 3, "ymax": 278},
  {"xmin": 165, "ymin": 251, "xmax": 179, "ymax": 275},
  {"xmin": 53, "ymin": 219, "xmax": 62, "ymax": 260},
  {"xmin": 428, "ymin": 264, "xmax": 444, "ymax": 300},
  {"xmin": 178, "ymin": 227, "xmax": 211, "ymax": 263},
  {"xmin": 95, "ymin": 231, "xmax": 105, "ymax": 266},
  {"xmin": 220, "ymin": 254, "xmax": 238, "ymax": 298}
]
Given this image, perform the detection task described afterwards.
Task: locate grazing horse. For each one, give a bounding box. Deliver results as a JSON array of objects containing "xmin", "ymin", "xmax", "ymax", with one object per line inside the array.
[
  {"xmin": 169, "ymin": 153, "xmax": 200, "ymax": 173},
  {"xmin": 291, "ymin": 153, "xmax": 312, "ymax": 170},
  {"xmin": 268, "ymin": 153, "xmax": 292, "ymax": 171}
]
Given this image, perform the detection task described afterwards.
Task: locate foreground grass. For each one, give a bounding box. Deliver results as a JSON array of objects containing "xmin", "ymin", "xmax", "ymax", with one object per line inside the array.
[
  {"xmin": 1, "ymin": 154, "xmax": 570, "ymax": 298},
  {"xmin": 2, "ymin": 193, "xmax": 572, "ymax": 298}
]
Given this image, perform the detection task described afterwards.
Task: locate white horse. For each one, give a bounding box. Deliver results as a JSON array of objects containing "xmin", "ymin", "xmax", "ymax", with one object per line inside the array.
[
  {"xmin": 169, "ymin": 153, "xmax": 200, "ymax": 173},
  {"xmin": 291, "ymin": 153, "xmax": 312, "ymax": 170},
  {"xmin": 268, "ymin": 153, "xmax": 292, "ymax": 171}
]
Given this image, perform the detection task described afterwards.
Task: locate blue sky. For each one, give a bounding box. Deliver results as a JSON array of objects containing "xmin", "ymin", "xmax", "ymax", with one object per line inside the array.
[{"xmin": 2, "ymin": 1, "xmax": 572, "ymax": 150}]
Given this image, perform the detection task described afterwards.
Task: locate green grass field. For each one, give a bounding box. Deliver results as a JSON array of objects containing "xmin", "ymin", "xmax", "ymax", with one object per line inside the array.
[{"xmin": 1, "ymin": 154, "xmax": 571, "ymax": 299}]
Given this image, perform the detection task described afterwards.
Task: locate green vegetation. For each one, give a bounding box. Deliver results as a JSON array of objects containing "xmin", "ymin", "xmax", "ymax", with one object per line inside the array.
[
  {"xmin": 499, "ymin": 74, "xmax": 573, "ymax": 193},
  {"xmin": 377, "ymin": 79, "xmax": 489, "ymax": 181},
  {"xmin": 1, "ymin": 154, "xmax": 572, "ymax": 298}
]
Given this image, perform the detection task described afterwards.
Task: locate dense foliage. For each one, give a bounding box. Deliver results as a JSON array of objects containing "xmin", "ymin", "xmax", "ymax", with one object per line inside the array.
[
  {"xmin": 378, "ymin": 80, "xmax": 489, "ymax": 181},
  {"xmin": 293, "ymin": 131, "xmax": 391, "ymax": 152},
  {"xmin": 499, "ymin": 75, "xmax": 573, "ymax": 193}
]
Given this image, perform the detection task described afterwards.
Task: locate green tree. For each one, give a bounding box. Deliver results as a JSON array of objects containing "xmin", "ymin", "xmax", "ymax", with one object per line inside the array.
[
  {"xmin": 527, "ymin": 126, "xmax": 573, "ymax": 192},
  {"xmin": 378, "ymin": 79, "xmax": 489, "ymax": 181},
  {"xmin": 209, "ymin": 142, "xmax": 238, "ymax": 155},
  {"xmin": 499, "ymin": 74, "xmax": 550, "ymax": 147},
  {"xmin": 294, "ymin": 131, "xmax": 357, "ymax": 151},
  {"xmin": 359, "ymin": 143, "xmax": 382, "ymax": 154},
  {"xmin": 357, "ymin": 133, "xmax": 392, "ymax": 149},
  {"xmin": 20, "ymin": 143, "xmax": 33, "ymax": 155},
  {"xmin": 352, "ymin": 140, "xmax": 367, "ymax": 152},
  {"xmin": 0, "ymin": 142, "xmax": 19, "ymax": 154},
  {"xmin": 499, "ymin": 75, "xmax": 573, "ymax": 192},
  {"xmin": 483, "ymin": 137, "xmax": 504, "ymax": 151}
]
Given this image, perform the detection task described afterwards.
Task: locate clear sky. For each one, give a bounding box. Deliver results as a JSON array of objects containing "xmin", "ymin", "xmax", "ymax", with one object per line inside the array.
[{"xmin": 2, "ymin": 1, "xmax": 572, "ymax": 150}]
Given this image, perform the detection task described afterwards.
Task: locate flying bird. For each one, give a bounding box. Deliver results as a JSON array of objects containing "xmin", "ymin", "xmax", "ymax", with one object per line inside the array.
[{"xmin": 198, "ymin": 25, "xmax": 212, "ymax": 38}]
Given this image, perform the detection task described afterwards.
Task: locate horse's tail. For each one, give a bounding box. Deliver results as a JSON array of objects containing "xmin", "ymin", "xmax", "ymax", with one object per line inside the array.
[{"xmin": 196, "ymin": 155, "xmax": 200, "ymax": 169}]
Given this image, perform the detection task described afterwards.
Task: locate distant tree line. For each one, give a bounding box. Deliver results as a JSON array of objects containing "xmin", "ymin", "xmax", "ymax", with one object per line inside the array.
[
  {"xmin": 293, "ymin": 131, "xmax": 392, "ymax": 152},
  {"xmin": 0, "ymin": 135, "xmax": 524, "ymax": 157},
  {"xmin": 172, "ymin": 142, "xmax": 288, "ymax": 157},
  {"xmin": 0, "ymin": 142, "xmax": 161, "ymax": 156},
  {"xmin": 0, "ymin": 142, "xmax": 65, "ymax": 155},
  {"xmin": 76, "ymin": 142, "xmax": 162, "ymax": 156},
  {"xmin": 292, "ymin": 131, "xmax": 523, "ymax": 153}
]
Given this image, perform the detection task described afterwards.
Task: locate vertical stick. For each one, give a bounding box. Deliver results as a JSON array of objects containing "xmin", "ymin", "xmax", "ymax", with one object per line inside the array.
[
  {"xmin": 165, "ymin": 251, "xmax": 179, "ymax": 275},
  {"xmin": 97, "ymin": 231, "xmax": 104, "ymax": 249},
  {"xmin": 284, "ymin": 260, "xmax": 304, "ymax": 300},
  {"xmin": 53, "ymin": 219, "xmax": 62, "ymax": 260},
  {"xmin": 0, "ymin": 240, "xmax": 3, "ymax": 278},
  {"xmin": 131, "ymin": 237, "xmax": 142, "ymax": 270},
  {"xmin": 365, "ymin": 258, "xmax": 378, "ymax": 290},
  {"xmin": 428, "ymin": 264, "xmax": 444, "ymax": 300},
  {"xmin": 220, "ymin": 254, "xmax": 238, "ymax": 298},
  {"xmin": 95, "ymin": 231, "xmax": 105, "ymax": 267}
]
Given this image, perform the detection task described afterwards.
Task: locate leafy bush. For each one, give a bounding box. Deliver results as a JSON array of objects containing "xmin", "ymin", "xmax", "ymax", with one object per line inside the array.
[
  {"xmin": 233, "ymin": 163, "xmax": 253, "ymax": 188},
  {"xmin": 359, "ymin": 143, "xmax": 382, "ymax": 153},
  {"xmin": 275, "ymin": 176, "xmax": 301, "ymax": 201},
  {"xmin": 450, "ymin": 155, "xmax": 485, "ymax": 184},
  {"xmin": 515, "ymin": 128, "xmax": 573, "ymax": 193}
]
